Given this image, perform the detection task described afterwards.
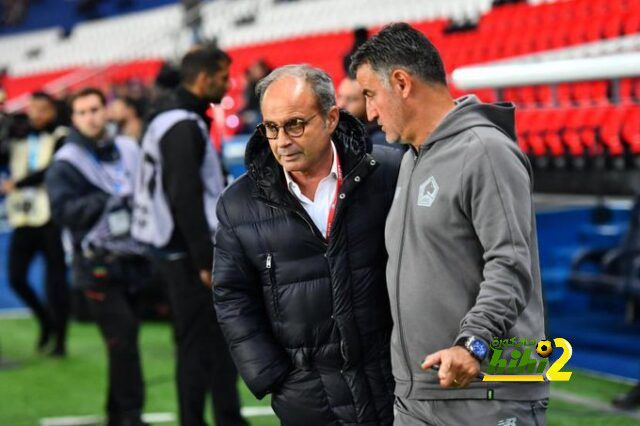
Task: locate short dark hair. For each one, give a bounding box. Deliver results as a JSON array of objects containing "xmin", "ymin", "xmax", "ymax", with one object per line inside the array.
[
  {"xmin": 31, "ymin": 91, "xmax": 56, "ymax": 106},
  {"xmin": 69, "ymin": 87, "xmax": 106, "ymax": 112},
  {"xmin": 180, "ymin": 46, "xmax": 231, "ymax": 85},
  {"xmin": 349, "ymin": 22, "xmax": 447, "ymax": 86},
  {"xmin": 119, "ymin": 95, "xmax": 145, "ymax": 118}
]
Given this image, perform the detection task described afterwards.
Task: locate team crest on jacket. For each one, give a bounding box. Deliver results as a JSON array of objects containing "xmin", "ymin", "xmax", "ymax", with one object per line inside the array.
[{"xmin": 417, "ymin": 176, "xmax": 439, "ymax": 207}]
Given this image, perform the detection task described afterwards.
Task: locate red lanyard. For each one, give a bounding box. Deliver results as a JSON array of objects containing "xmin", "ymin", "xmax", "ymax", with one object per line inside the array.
[{"xmin": 325, "ymin": 154, "xmax": 343, "ymax": 239}]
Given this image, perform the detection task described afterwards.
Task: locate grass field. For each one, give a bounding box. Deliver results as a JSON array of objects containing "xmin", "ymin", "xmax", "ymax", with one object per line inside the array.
[{"xmin": 1, "ymin": 317, "xmax": 639, "ymax": 426}]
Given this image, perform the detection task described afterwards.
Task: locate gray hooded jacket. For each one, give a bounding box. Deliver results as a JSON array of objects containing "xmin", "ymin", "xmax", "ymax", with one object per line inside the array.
[{"xmin": 385, "ymin": 95, "xmax": 549, "ymax": 401}]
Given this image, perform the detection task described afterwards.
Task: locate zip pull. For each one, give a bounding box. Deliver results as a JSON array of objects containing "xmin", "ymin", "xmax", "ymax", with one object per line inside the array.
[{"xmin": 266, "ymin": 253, "xmax": 272, "ymax": 269}]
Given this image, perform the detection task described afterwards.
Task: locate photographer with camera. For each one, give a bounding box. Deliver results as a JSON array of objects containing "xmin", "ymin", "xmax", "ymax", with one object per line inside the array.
[{"xmin": 46, "ymin": 87, "xmax": 148, "ymax": 426}]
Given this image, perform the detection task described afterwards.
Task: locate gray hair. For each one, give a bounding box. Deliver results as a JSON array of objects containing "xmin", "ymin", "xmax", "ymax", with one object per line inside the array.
[{"xmin": 255, "ymin": 64, "xmax": 336, "ymax": 116}]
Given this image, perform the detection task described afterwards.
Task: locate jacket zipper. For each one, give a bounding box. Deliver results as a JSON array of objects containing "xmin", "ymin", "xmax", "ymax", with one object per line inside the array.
[
  {"xmin": 395, "ymin": 146, "xmax": 431, "ymax": 396},
  {"xmin": 259, "ymin": 158, "xmax": 369, "ymax": 347},
  {"xmin": 266, "ymin": 253, "xmax": 280, "ymax": 316}
]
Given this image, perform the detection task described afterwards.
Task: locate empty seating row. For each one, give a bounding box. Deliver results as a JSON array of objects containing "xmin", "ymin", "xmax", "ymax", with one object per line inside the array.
[{"xmin": 516, "ymin": 105, "xmax": 640, "ymax": 170}]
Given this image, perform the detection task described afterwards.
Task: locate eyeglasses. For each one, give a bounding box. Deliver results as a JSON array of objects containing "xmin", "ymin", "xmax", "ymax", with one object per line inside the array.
[{"xmin": 258, "ymin": 114, "xmax": 318, "ymax": 140}]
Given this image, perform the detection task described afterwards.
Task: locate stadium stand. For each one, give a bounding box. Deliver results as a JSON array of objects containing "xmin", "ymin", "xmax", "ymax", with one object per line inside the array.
[
  {"xmin": 1, "ymin": 0, "xmax": 638, "ymax": 183},
  {"xmin": 3, "ymin": 0, "xmax": 640, "ymax": 221}
]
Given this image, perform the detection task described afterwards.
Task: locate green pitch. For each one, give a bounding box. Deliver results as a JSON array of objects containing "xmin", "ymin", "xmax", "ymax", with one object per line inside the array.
[{"xmin": 0, "ymin": 318, "xmax": 638, "ymax": 426}]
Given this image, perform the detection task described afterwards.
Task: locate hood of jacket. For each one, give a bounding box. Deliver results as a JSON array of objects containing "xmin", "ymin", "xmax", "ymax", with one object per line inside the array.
[{"xmin": 422, "ymin": 95, "xmax": 516, "ymax": 149}]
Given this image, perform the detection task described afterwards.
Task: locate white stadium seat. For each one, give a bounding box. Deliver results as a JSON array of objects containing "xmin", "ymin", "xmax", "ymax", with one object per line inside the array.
[{"xmin": 0, "ymin": 0, "xmax": 496, "ymax": 76}]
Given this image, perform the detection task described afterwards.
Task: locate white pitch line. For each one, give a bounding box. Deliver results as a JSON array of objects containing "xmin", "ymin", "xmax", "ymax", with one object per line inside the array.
[
  {"xmin": 41, "ymin": 415, "xmax": 108, "ymax": 426},
  {"xmin": 0, "ymin": 308, "xmax": 30, "ymax": 319},
  {"xmin": 241, "ymin": 406, "xmax": 275, "ymax": 417},
  {"xmin": 40, "ymin": 406, "xmax": 275, "ymax": 426},
  {"xmin": 34, "ymin": 393, "xmax": 640, "ymax": 425},
  {"xmin": 551, "ymin": 389, "xmax": 640, "ymax": 420}
]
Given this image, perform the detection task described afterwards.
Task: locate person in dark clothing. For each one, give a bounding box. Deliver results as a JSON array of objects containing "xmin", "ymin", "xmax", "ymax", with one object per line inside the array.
[
  {"xmin": 1, "ymin": 91, "xmax": 69, "ymax": 356},
  {"xmin": 239, "ymin": 59, "xmax": 271, "ymax": 132},
  {"xmin": 132, "ymin": 47, "xmax": 246, "ymax": 426},
  {"xmin": 213, "ymin": 64, "xmax": 402, "ymax": 426},
  {"xmin": 343, "ymin": 27, "xmax": 369, "ymax": 78},
  {"xmin": 337, "ymin": 76, "xmax": 390, "ymax": 148},
  {"xmin": 107, "ymin": 96, "xmax": 145, "ymax": 142},
  {"xmin": 46, "ymin": 87, "xmax": 147, "ymax": 426}
]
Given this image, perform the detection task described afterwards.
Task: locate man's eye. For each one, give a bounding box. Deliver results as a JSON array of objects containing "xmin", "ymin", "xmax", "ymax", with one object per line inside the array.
[
  {"xmin": 286, "ymin": 120, "xmax": 304, "ymax": 129},
  {"xmin": 264, "ymin": 124, "xmax": 278, "ymax": 131}
]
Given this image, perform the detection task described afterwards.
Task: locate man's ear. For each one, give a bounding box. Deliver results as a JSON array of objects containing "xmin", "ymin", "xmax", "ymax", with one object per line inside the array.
[
  {"xmin": 326, "ymin": 105, "xmax": 340, "ymax": 133},
  {"xmin": 190, "ymin": 71, "xmax": 208, "ymax": 96},
  {"xmin": 390, "ymin": 69, "xmax": 412, "ymax": 99}
]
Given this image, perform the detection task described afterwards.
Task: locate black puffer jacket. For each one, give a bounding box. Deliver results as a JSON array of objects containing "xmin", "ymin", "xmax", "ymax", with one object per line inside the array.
[{"xmin": 213, "ymin": 112, "xmax": 403, "ymax": 426}]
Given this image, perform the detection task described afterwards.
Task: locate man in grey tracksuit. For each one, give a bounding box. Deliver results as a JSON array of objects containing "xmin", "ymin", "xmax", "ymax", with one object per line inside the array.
[{"xmin": 352, "ymin": 23, "xmax": 549, "ymax": 425}]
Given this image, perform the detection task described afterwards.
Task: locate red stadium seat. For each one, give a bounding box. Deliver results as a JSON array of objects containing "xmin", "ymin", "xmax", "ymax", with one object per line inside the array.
[
  {"xmin": 602, "ymin": 15, "xmax": 624, "ymax": 39},
  {"xmin": 557, "ymin": 83, "xmax": 573, "ymax": 107},
  {"xmin": 532, "ymin": 85, "xmax": 552, "ymax": 108},
  {"xmin": 622, "ymin": 106, "xmax": 640, "ymax": 154},
  {"xmin": 623, "ymin": 13, "xmax": 640, "ymax": 35},
  {"xmin": 599, "ymin": 107, "xmax": 625, "ymax": 157},
  {"xmin": 619, "ymin": 78, "xmax": 634, "ymax": 104}
]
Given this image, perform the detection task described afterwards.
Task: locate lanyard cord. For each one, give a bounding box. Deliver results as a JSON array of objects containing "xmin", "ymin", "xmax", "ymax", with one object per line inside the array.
[
  {"xmin": 325, "ymin": 154, "xmax": 342, "ymax": 239},
  {"xmin": 27, "ymin": 133, "xmax": 40, "ymax": 172}
]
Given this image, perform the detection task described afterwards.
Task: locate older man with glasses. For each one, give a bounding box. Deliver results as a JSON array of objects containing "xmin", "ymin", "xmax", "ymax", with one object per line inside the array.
[{"xmin": 212, "ymin": 64, "xmax": 403, "ymax": 426}]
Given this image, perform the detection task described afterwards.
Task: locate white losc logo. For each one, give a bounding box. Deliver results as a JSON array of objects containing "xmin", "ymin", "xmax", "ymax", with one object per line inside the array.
[{"xmin": 417, "ymin": 176, "xmax": 439, "ymax": 207}]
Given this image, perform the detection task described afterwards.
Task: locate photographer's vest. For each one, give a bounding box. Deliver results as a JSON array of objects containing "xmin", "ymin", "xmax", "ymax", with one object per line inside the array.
[
  {"xmin": 54, "ymin": 135, "xmax": 142, "ymax": 256},
  {"xmin": 54, "ymin": 135, "xmax": 139, "ymax": 198},
  {"xmin": 131, "ymin": 109, "xmax": 223, "ymax": 248},
  {"xmin": 7, "ymin": 126, "xmax": 67, "ymax": 228}
]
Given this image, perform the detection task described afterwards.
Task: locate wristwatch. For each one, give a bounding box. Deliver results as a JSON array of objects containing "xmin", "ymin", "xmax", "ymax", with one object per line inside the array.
[{"xmin": 456, "ymin": 336, "xmax": 489, "ymax": 362}]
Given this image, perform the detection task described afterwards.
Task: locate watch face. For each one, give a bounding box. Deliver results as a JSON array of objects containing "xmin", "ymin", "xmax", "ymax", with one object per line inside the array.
[{"xmin": 470, "ymin": 339, "xmax": 488, "ymax": 358}]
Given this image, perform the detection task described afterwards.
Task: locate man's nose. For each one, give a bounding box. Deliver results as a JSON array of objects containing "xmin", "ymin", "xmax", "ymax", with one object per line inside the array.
[
  {"xmin": 274, "ymin": 130, "xmax": 293, "ymax": 147},
  {"xmin": 366, "ymin": 105, "xmax": 378, "ymax": 122}
]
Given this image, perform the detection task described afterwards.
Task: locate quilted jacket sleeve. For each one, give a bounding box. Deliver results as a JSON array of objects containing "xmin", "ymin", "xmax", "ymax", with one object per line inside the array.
[{"xmin": 212, "ymin": 195, "xmax": 292, "ymax": 399}]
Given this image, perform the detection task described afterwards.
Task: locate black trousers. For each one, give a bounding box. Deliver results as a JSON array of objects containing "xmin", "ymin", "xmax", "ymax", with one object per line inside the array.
[
  {"xmin": 8, "ymin": 221, "xmax": 69, "ymax": 351},
  {"xmin": 158, "ymin": 257, "xmax": 245, "ymax": 426},
  {"xmin": 84, "ymin": 279, "xmax": 145, "ymax": 424}
]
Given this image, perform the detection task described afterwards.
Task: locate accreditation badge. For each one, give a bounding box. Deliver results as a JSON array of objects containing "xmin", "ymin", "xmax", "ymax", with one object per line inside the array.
[{"xmin": 107, "ymin": 208, "xmax": 131, "ymax": 237}]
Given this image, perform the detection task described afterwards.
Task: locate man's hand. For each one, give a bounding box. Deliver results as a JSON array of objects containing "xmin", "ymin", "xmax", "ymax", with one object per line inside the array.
[
  {"xmin": 421, "ymin": 346, "xmax": 480, "ymax": 388},
  {"xmin": 1, "ymin": 179, "xmax": 15, "ymax": 194},
  {"xmin": 199, "ymin": 269, "xmax": 213, "ymax": 288}
]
